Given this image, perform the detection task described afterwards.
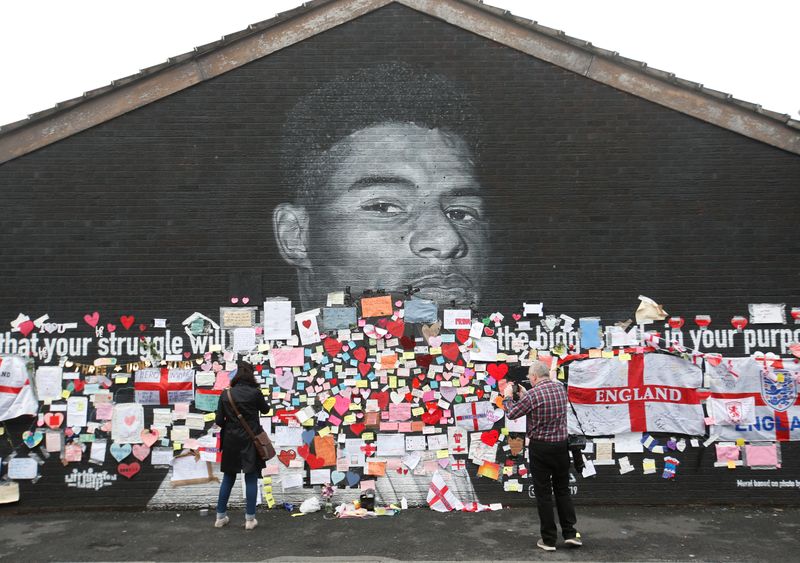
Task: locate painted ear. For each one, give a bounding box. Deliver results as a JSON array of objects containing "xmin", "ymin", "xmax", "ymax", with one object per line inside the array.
[{"xmin": 272, "ymin": 203, "xmax": 311, "ymax": 269}]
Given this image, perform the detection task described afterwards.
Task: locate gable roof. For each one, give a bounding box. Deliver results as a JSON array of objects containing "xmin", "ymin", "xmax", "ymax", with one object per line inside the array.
[{"xmin": 1, "ymin": 0, "xmax": 798, "ymax": 164}]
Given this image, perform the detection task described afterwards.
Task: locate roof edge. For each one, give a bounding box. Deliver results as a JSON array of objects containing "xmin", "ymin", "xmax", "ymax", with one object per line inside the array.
[{"xmin": 1, "ymin": 0, "xmax": 798, "ymax": 164}]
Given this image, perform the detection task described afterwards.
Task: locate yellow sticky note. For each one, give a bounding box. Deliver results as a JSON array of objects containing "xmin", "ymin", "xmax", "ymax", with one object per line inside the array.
[
  {"xmin": 362, "ymin": 432, "xmax": 374, "ymax": 441},
  {"xmin": 618, "ymin": 353, "xmax": 632, "ymax": 361},
  {"xmin": 588, "ymin": 349, "xmax": 602, "ymax": 358},
  {"xmin": 262, "ymin": 485, "xmax": 273, "ymax": 493},
  {"xmin": 262, "ymin": 477, "xmax": 272, "ymax": 485},
  {"xmin": 0, "ymin": 427, "xmax": 4, "ymax": 436},
  {"xmin": 267, "ymin": 497, "xmax": 276, "ymax": 508},
  {"xmin": 389, "ymin": 376, "xmax": 397, "ymax": 389},
  {"xmin": 602, "ymin": 351, "xmax": 614, "ymax": 359},
  {"xmin": 258, "ymin": 343, "xmax": 270, "ymax": 352},
  {"xmin": 343, "ymin": 414, "xmax": 356, "ymax": 425},
  {"xmin": 173, "ymin": 442, "xmax": 182, "ymax": 450},
  {"xmin": 501, "ymin": 427, "xmax": 509, "ymax": 436},
  {"xmin": 402, "ymin": 352, "xmax": 415, "ymax": 360},
  {"xmin": 61, "ymin": 389, "xmax": 71, "ymax": 399},
  {"xmin": 203, "ymin": 413, "xmax": 216, "ymax": 422},
  {"xmin": 429, "ymin": 347, "xmax": 442, "ymax": 355},
  {"xmin": 411, "ymin": 407, "xmax": 424, "ymax": 417},
  {"xmin": 262, "ymin": 388, "xmax": 270, "ymax": 396},
  {"xmin": 302, "ymin": 418, "xmax": 315, "ymax": 427},
  {"xmin": 736, "ymin": 438, "xmax": 746, "ymax": 447},
  {"xmin": 323, "ymin": 397, "xmax": 336, "ymax": 412},
  {"xmin": 318, "ymin": 427, "xmax": 331, "ymax": 437},
  {"xmin": 356, "ymin": 380, "xmax": 368, "ymax": 388},
  {"xmin": 727, "ymin": 460, "xmax": 736, "ymax": 469},
  {"xmin": 436, "ymin": 449, "xmax": 449, "ymax": 459},
  {"xmin": 209, "ymin": 344, "xmax": 222, "ymax": 352},
  {"xmin": 114, "ymin": 376, "xmax": 129, "ymax": 384}
]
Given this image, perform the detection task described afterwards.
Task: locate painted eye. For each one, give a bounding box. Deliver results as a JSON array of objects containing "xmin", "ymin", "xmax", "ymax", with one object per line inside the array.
[
  {"xmin": 360, "ymin": 202, "xmax": 403, "ymax": 214},
  {"xmin": 445, "ymin": 207, "xmax": 480, "ymax": 223}
]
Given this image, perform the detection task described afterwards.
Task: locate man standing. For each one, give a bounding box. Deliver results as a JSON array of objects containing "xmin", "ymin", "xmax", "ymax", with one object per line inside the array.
[{"xmin": 503, "ymin": 360, "xmax": 581, "ymax": 551}]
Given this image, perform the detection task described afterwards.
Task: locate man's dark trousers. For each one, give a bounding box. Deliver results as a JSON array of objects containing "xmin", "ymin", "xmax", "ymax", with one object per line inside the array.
[{"xmin": 529, "ymin": 440, "xmax": 578, "ymax": 546}]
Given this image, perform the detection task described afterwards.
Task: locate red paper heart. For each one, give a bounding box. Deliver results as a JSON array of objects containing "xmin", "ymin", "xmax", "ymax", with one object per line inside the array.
[
  {"xmin": 371, "ymin": 391, "xmax": 390, "ymax": 410},
  {"xmin": 72, "ymin": 379, "xmax": 85, "ymax": 392},
  {"xmin": 183, "ymin": 352, "xmax": 191, "ymax": 359},
  {"xmin": 386, "ymin": 319, "xmax": 405, "ymax": 338},
  {"xmin": 302, "ymin": 319, "xmax": 312, "ymax": 329},
  {"xmin": 106, "ymin": 323, "xmax": 117, "ymax": 333},
  {"xmin": 404, "ymin": 392, "xmax": 414, "ymax": 402},
  {"xmin": 358, "ymin": 362, "xmax": 371, "ymax": 377},
  {"xmin": 441, "ymin": 343, "xmax": 460, "ymax": 361},
  {"xmin": 483, "ymin": 327, "xmax": 495, "ymax": 337},
  {"xmin": 306, "ymin": 454, "xmax": 325, "ymax": 469},
  {"xmin": 83, "ymin": 312, "xmax": 100, "ymax": 328},
  {"xmin": 18, "ymin": 320, "xmax": 35, "ymax": 337},
  {"xmin": 416, "ymin": 354, "xmax": 433, "ymax": 369},
  {"xmin": 141, "ymin": 429, "xmax": 160, "ymax": 447},
  {"xmin": 667, "ymin": 316, "xmax": 684, "ymax": 330},
  {"xmin": 421, "ymin": 407, "xmax": 442, "ymax": 425},
  {"xmin": 118, "ymin": 462, "xmax": 141, "ymax": 479},
  {"xmin": 324, "ymin": 338, "xmax": 343, "ymax": 357},
  {"xmin": 455, "ymin": 330, "xmax": 471, "ymax": 344},
  {"xmin": 120, "ymin": 315, "xmax": 135, "ymax": 330},
  {"xmin": 695, "ymin": 315, "xmax": 711, "ymax": 328},
  {"xmin": 400, "ymin": 336, "xmax": 416, "ymax": 350},
  {"xmin": 731, "ymin": 316, "xmax": 748, "ymax": 330},
  {"xmin": 481, "ymin": 429, "xmax": 499, "ymax": 446},
  {"xmin": 476, "ymin": 389, "xmax": 485, "ymax": 399},
  {"xmin": 297, "ymin": 444, "xmax": 310, "ymax": 459},
  {"xmin": 139, "ymin": 324, "xmax": 147, "ymax": 332},
  {"xmin": 705, "ymin": 354, "xmax": 723, "ymax": 367},
  {"xmin": 353, "ymin": 348, "xmax": 367, "ymax": 362},
  {"xmin": 350, "ymin": 423, "xmax": 365, "ymax": 436},
  {"xmin": 411, "ymin": 378, "xmax": 421, "ymax": 389},
  {"xmin": 44, "ymin": 412, "xmax": 64, "ymax": 429},
  {"xmin": 278, "ymin": 449, "xmax": 297, "ymax": 466},
  {"xmin": 512, "ymin": 313, "xmax": 522, "ymax": 321},
  {"xmin": 487, "ymin": 363, "xmax": 509, "ymax": 380}
]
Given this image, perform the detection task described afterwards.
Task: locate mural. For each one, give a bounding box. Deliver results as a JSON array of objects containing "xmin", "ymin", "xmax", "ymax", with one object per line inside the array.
[{"xmin": 1, "ymin": 4, "xmax": 799, "ymax": 510}]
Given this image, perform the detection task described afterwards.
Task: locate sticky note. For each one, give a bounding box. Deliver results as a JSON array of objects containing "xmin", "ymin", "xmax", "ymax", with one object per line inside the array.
[
  {"xmin": 436, "ymin": 449, "xmax": 449, "ymax": 459},
  {"xmin": 735, "ymin": 438, "xmax": 745, "ymax": 447},
  {"xmin": 203, "ymin": 413, "xmax": 215, "ymax": 422},
  {"xmin": 114, "ymin": 376, "xmax": 129, "ymax": 384},
  {"xmin": 173, "ymin": 442, "xmax": 182, "ymax": 450},
  {"xmin": 362, "ymin": 432, "xmax": 374, "ymax": 441},
  {"xmin": 61, "ymin": 390, "xmax": 71, "ymax": 399},
  {"xmin": 727, "ymin": 460, "xmax": 736, "ymax": 469}
]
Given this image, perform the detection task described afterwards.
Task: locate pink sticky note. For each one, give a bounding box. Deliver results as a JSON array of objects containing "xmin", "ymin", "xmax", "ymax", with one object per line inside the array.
[
  {"xmin": 745, "ymin": 444, "xmax": 779, "ymax": 467},
  {"xmin": 379, "ymin": 422, "xmax": 399, "ymax": 431},
  {"xmin": 388, "ymin": 403, "xmax": 411, "ymax": 422},
  {"xmin": 715, "ymin": 444, "xmax": 740, "ymax": 463},
  {"xmin": 397, "ymin": 422, "xmax": 412, "ymax": 433},
  {"xmin": 213, "ymin": 371, "xmax": 231, "ymax": 390},
  {"xmin": 360, "ymin": 479, "xmax": 376, "ymax": 491},
  {"xmin": 271, "ymin": 347, "xmax": 305, "ymax": 367},
  {"xmin": 328, "ymin": 415, "xmax": 342, "ymax": 427}
]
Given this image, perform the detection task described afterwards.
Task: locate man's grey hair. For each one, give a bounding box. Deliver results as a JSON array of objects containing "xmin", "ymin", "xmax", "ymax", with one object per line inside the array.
[{"xmin": 528, "ymin": 360, "xmax": 550, "ymax": 379}]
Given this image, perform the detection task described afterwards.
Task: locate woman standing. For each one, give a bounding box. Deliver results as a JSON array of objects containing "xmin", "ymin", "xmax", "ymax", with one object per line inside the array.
[{"xmin": 214, "ymin": 361, "xmax": 271, "ymax": 530}]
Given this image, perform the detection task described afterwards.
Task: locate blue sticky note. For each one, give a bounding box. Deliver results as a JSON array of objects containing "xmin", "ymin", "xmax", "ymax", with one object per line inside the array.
[
  {"xmin": 195, "ymin": 392, "xmax": 220, "ymax": 412},
  {"xmin": 579, "ymin": 317, "xmax": 602, "ymax": 349},
  {"xmin": 321, "ymin": 307, "xmax": 357, "ymax": 331},
  {"xmin": 404, "ymin": 298, "xmax": 438, "ymax": 323}
]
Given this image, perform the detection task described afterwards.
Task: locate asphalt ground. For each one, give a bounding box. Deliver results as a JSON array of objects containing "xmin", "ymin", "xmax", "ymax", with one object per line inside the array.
[{"xmin": 1, "ymin": 504, "xmax": 797, "ymax": 562}]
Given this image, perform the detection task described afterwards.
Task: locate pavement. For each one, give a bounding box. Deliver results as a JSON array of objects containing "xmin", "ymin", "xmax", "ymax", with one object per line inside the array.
[{"xmin": 1, "ymin": 504, "xmax": 797, "ymax": 562}]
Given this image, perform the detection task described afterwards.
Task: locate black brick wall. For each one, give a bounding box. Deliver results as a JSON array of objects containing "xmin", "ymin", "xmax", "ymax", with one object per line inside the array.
[{"xmin": 1, "ymin": 4, "xmax": 798, "ymax": 508}]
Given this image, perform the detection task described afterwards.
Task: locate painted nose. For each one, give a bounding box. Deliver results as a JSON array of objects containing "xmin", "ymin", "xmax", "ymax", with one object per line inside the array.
[{"xmin": 408, "ymin": 208, "xmax": 467, "ymax": 260}]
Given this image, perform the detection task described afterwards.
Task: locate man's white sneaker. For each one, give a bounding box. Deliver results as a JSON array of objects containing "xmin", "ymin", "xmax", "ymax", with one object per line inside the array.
[
  {"xmin": 565, "ymin": 532, "xmax": 583, "ymax": 547},
  {"xmin": 214, "ymin": 516, "xmax": 229, "ymax": 528},
  {"xmin": 537, "ymin": 539, "xmax": 556, "ymax": 551},
  {"xmin": 245, "ymin": 518, "xmax": 258, "ymax": 531}
]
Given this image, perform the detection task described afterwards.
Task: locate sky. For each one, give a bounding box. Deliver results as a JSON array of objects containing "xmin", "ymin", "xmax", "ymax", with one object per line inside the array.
[{"xmin": 1, "ymin": 0, "xmax": 797, "ymax": 127}]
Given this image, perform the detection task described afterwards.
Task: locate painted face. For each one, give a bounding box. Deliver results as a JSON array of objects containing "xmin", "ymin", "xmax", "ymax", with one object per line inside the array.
[{"xmin": 302, "ymin": 122, "xmax": 489, "ymax": 308}]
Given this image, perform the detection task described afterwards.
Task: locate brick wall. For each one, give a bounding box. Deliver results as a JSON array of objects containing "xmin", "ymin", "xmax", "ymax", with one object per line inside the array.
[{"xmin": 1, "ymin": 4, "xmax": 798, "ymax": 509}]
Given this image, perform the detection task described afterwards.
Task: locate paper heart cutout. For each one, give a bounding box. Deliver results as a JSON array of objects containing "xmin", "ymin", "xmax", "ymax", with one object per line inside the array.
[
  {"xmin": 487, "ymin": 363, "xmax": 508, "ymax": 380},
  {"xmin": 306, "ymin": 454, "xmax": 325, "ymax": 469},
  {"xmin": 324, "ymin": 338, "xmax": 343, "ymax": 357},
  {"xmin": 385, "ymin": 319, "xmax": 405, "ymax": 338},
  {"xmin": 512, "ymin": 313, "xmax": 522, "ymax": 321},
  {"xmin": 141, "ymin": 428, "xmax": 160, "ymax": 447},
  {"xmin": 120, "ymin": 315, "xmax": 135, "ymax": 330},
  {"xmin": 297, "ymin": 444, "xmax": 310, "ymax": 459},
  {"xmin": 18, "ymin": 320, "xmax": 35, "ymax": 337},
  {"xmin": 358, "ymin": 362, "xmax": 371, "ymax": 377},
  {"xmin": 345, "ymin": 471, "xmax": 361, "ymax": 487},
  {"xmin": 64, "ymin": 427, "xmax": 74, "ymax": 437},
  {"xmin": 421, "ymin": 321, "xmax": 441, "ymax": 342},
  {"xmin": 350, "ymin": 423, "xmax": 365, "ymax": 436},
  {"xmin": 201, "ymin": 362, "xmax": 212, "ymax": 371},
  {"xmin": 353, "ymin": 348, "xmax": 367, "ymax": 362},
  {"xmin": 275, "ymin": 370, "xmax": 294, "ymax": 390},
  {"xmin": 132, "ymin": 444, "xmax": 151, "ymax": 461},
  {"xmin": 83, "ymin": 312, "xmax": 100, "ymax": 328},
  {"xmin": 441, "ymin": 343, "xmax": 460, "ymax": 361},
  {"xmin": 421, "ymin": 407, "xmax": 442, "ymax": 425},
  {"xmin": 106, "ymin": 323, "xmax": 117, "ymax": 333},
  {"xmin": 481, "ymin": 429, "xmax": 499, "ymax": 446},
  {"xmin": 242, "ymin": 297, "xmax": 250, "ymax": 304},
  {"xmin": 44, "ymin": 412, "xmax": 64, "ymax": 429},
  {"xmin": 428, "ymin": 336, "xmax": 442, "ymax": 348},
  {"xmin": 301, "ymin": 429, "xmax": 316, "ymax": 445},
  {"xmin": 118, "ymin": 462, "xmax": 141, "ymax": 479},
  {"xmin": 278, "ymin": 449, "xmax": 296, "ymax": 466},
  {"xmin": 390, "ymin": 391, "xmax": 405, "ymax": 404},
  {"xmin": 331, "ymin": 470, "xmax": 346, "ymax": 485},
  {"xmin": 230, "ymin": 297, "xmax": 239, "ymax": 304},
  {"xmin": 302, "ymin": 319, "xmax": 312, "ymax": 329},
  {"xmin": 440, "ymin": 386, "xmax": 458, "ymax": 402},
  {"xmin": 138, "ymin": 324, "xmax": 147, "ymax": 332},
  {"xmin": 484, "ymin": 327, "xmax": 495, "ymax": 337},
  {"xmin": 667, "ymin": 316, "xmax": 684, "ymax": 330},
  {"xmin": 42, "ymin": 322, "xmax": 59, "ymax": 334},
  {"xmin": 22, "ymin": 430, "xmax": 43, "ymax": 448},
  {"xmin": 399, "ymin": 336, "xmax": 416, "ymax": 350},
  {"xmin": 72, "ymin": 379, "xmax": 85, "ymax": 392},
  {"xmin": 110, "ymin": 442, "xmax": 132, "ymax": 462},
  {"xmin": 455, "ymin": 330, "xmax": 471, "ymax": 344}
]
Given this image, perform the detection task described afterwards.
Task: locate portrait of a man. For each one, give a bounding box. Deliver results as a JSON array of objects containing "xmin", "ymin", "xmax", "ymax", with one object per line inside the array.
[{"xmin": 273, "ymin": 63, "xmax": 490, "ymax": 309}]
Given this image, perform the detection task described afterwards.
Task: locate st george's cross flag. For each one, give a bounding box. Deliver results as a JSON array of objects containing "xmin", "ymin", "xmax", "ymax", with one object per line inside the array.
[
  {"xmin": 427, "ymin": 471, "xmax": 464, "ymax": 512},
  {"xmin": 567, "ymin": 353, "xmax": 705, "ymax": 436},
  {"xmin": 0, "ymin": 355, "xmax": 38, "ymax": 422},
  {"xmin": 707, "ymin": 357, "xmax": 800, "ymax": 441}
]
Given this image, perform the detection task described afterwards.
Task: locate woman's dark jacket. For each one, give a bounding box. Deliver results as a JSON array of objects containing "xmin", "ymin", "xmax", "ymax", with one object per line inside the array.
[{"xmin": 214, "ymin": 383, "xmax": 271, "ymax": 474}]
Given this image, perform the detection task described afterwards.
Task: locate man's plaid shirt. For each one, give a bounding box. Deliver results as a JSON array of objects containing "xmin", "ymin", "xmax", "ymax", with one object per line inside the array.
[{"xmin": 503, "ymin": 378, "xmax": 569, "ymax": 442}]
